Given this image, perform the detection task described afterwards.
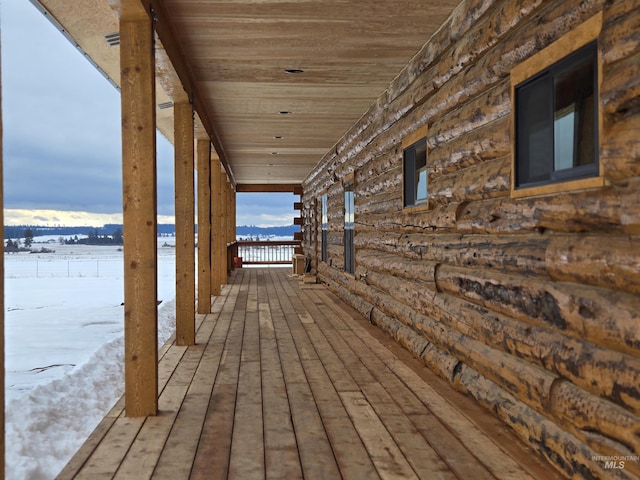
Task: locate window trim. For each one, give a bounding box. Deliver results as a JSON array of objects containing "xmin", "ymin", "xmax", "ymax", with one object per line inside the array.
[
  {"xmin": 510, "ymin": 12, "xmax": 605, "ymax": 199},
  {"xmin": 343, "ymin": 173, "xmax": 355, "ymax": 275},
  {"xmin": 320, "ymin": 193, "xmax": 328, "ymax": 263},
  {"xmin": 402, "ymin": 125, "xmax": 429, "ymax": 211}
]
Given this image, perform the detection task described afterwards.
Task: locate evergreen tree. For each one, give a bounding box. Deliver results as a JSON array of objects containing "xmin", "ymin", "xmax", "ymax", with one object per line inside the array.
[
  {"xmin": 24, "ymin": 228, "xmax": 34, "ymax": 248},
  {"xmin": 112, "ymin": 228, "xmax": 123, "ymax": 245}
]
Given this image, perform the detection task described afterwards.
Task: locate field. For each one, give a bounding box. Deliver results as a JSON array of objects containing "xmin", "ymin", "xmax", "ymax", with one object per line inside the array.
[{"xmin": 5, "ymin": 237, "xmax": 177, "ymax": 479}]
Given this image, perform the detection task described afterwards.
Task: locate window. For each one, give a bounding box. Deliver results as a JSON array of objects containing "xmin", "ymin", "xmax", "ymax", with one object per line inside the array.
[
  {"xmin": 321, "ymin": 194, "xmax": 328, "ymax": 263},
  {"xmin": 344, "ymin": 180, "xmax": 355, "ymax": 274},
  {"xmin": 515, "ymin": 42, "xmax": 598, "ymax": 188},
  {"xmin": 510, "ymin": 13, "xmax": 604, "ymax": 197},
  {"xmin": 402, "ymin": 125, "xmax": 428, "ymax": 209}
]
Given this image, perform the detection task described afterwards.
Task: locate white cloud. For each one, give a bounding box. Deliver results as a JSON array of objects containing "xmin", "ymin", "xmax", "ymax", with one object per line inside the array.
[{"xmin": 1, "ymin": 1, "xmax": 293, "ymax": 227}]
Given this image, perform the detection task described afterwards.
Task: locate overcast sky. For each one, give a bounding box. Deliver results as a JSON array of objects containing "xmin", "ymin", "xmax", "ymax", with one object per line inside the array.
[{"xmin": 1, "ymin": 1, "xmax": 295, "ymax": 227}]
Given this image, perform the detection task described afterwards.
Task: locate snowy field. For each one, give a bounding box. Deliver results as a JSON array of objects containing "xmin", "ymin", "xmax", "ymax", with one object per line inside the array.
[{"xmin": 5, "ymin": 237, "xmax": 177, "ymax": 479}]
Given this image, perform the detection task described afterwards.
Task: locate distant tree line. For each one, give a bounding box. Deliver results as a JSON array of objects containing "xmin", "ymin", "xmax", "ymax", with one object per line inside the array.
[
  {"xmin": 3, "ymin": 224, "xmax": 176, "ymax": 239},
  {"xmin": 64, "ymin": 228, "xmax": 123, "ymax": 246},
  {"xmin": 3, "ymin": 223, "xmax": 296, "ymax": 241}
]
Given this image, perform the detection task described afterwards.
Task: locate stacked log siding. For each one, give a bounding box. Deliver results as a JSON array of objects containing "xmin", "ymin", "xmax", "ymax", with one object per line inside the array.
[{"xmin": 302, "ymin": 1, "xmax": 640, "ymax": 478}]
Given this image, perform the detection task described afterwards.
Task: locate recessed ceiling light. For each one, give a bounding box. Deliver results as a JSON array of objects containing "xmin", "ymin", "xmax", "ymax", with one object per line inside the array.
[
  {"xmin": 278, "ymin": 111, "xmax": 292, "ymax": 115},
  {"xmin": 284, "ymin": 69, "xmax": 304, "ymax": 74}
]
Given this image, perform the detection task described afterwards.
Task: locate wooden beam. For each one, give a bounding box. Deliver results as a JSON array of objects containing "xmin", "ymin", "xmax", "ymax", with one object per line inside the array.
[
  {"xmin": 210, "ymin": 161, "xmax": 222, "ymax": 296},
  {"xmin": 120, "ymin": 8, "xmax": 158, "ymax": 417},
  {"xmin": 236, "ymin": 184, "xmax": 301, "ymax": 193},
  {"xmin": 139, "ymin": 0, "xmax": 235, "ymax": 185},
  {"xmin": 197, "ymin": 139, "xmax": 212, "ymax": 313},
  {"xmin": 174, "ymin": 101, "xmax": 195, "ymax": 345}
]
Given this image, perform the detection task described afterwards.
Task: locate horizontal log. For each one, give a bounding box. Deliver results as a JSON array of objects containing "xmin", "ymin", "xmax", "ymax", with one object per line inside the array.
[
  {"xmin": 428, "ymin": 80, "xmax": 511, "ymax": 149},
  {"xmin": 356, "ymin": 166, "xmax": 401, "ymax": 199},
  {"xmin": 336, "ymin": 93, "xmax": 387, "ymax": 158},
  {"xmin": 356, "ymin": 203, "xmax": 459, "ymax": 233},
  {"xmin": 356, "ymin": 249, "xmax": 438, "ymax": 285},
  {"xmin": 326, "ymin": 245, "xmax": 344, "ymax": 269},
  {"xmin": 424, "ymin": 292, "xmax": 640, "ymax": 452},
  {"xmin": 397, "ymin": 233, "xmax": 549, "ymax": 275},
  {"xmin": 456, "ymin": 178, "xmax": 640, "ymax": 235},
  {"xmin": 601, "ymin": 51, "xmax": 640, "ymax": 117},
  {"xmin": 326, "ymin": 232, "xmax": 343, "ymax": 246},
  {"xmin": 370, "ymin": 308, "xmax": 431, "ymax": 358},
  {"xmin": 603, "ymin": 1, "xmax": 639, "ymax": 25},
  {"xmin": 368, "ymin": 274, "xmax": 640, "ymax": 469},
  {"xmin": 353, "ymin": 231, "xmax": 401, "ymax": 253},
  {"xmin": 435, "ymin": 264, "xmax": 640, "ymax": 358},
  {"xmin": 361, "ymin": 269, "xmax": 437, "ymax": 317},
  {"xmin": 354, "ymin": 149, "xmax": 400, "ymax": 186},
  {"xmin": 428, "ymin": 116, "xmax": 511, "ymax": 177},
  {"xmin": 550, "ymin": 380, "xmax": 640, "ymax": 459},
  {"xmin": 429, "ymin": 156, "xmax": 511, "ymax": 206},
  {"xmin": 386, "ymin": 3, "xmax": 454, "ymax": 103},
  {"xmin": 601, "ymin": 112, "xmax": 640, "ymax": 181},
  {"xmin": 341, "ymin": 266, "xmax": 613, "ymax": 431},
  {"xmin": 323, "ymin": 231, "xmax": 640, "ymax": 470},
  {"xmin": 354, "ymin": 190, "xmax": 403, "ymax": 216},
  {"xmin": 600, "ymin": 5, "xmax": 640, "ymax": 65},
  {"xmin": 318, "ymin": 262, "xmax": 373, "ymax": 319},
  {"xmin": 455, "ymin": 367, "xmax": 618, "ymax": 480},
  {"xmin": 545, "ymin": 235, "xmax": 640, "ymax": 295},
  {"xmin": 436, "ymin": 0, "xmax": 548, "ymax": 90}
]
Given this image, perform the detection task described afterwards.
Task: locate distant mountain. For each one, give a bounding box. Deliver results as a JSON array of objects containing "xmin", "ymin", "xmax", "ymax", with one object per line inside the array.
[{"xmin": 236, "ymin": 225, "xmax": 297, "ymax": 238}]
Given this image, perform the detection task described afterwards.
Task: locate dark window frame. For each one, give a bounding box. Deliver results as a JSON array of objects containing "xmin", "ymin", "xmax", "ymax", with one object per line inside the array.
[
  {"xmin": 514, "ymin": 41, "xmax": 599, "ymax": 190},
  {"xmin": 321, "ymin": 194, "xmax": 328, "ymax": 263},
  {"xmin": 343, "ymin": 179, "xmax": 355, "ymax": 275},
  {"xmin": 403, "ymin": 136, "xmax": 428, "ymax": 209}
]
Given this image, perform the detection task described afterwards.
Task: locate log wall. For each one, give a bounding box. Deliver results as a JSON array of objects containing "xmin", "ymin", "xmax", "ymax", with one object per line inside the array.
[{"xmin": 302, "ymin": 1, "xmax": 640, "ymax": 478}]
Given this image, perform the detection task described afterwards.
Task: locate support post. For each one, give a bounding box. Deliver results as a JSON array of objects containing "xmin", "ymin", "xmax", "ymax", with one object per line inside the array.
[
  {"xmin": 210, "ymin": 160, "xmax": 222, "ymax": 296},
  {"xmin": 174, "ymin": 101, "xmax": 195, "ymax": 345},
  {"xmin": 232, "ymin": 186, "xmax": 237, "ymax": 263},
  {"xmin": 227, "ymin": 179, "xmax": 232, "ymax": 274},
  {"xmin": 219, "ymin": 170, "xmax": 228, "ymax": 285},
  {"xmin": 197, "ymin": 139, "xmax": 212, "ymax": 313},
  {"xmin": 0, "ymin": 26, "xmax": 5, "ymax": 473},
  {"xmin": 120, "ymin": 6, "xmax": 158, "ymax": 417}
]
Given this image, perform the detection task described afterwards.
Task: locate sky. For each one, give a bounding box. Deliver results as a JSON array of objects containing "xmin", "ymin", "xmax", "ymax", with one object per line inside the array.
[{"xmin": 1, "ymin": 0, "xmax": 296, "ymax": 228}]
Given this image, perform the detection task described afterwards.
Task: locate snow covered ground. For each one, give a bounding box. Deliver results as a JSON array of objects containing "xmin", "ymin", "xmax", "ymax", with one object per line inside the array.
[{"xmin": 5, "ymin": 238, "xmax": 177, "ymax": 479}]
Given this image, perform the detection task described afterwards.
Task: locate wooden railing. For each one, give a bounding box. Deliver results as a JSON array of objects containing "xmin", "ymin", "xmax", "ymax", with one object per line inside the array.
[{"xmin": 235, "ymin": 240, "xmax": 300, "ymax": 265}]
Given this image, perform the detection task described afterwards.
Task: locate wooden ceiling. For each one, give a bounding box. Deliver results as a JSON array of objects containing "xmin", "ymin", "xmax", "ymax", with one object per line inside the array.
[{"xmin": 32, "ymin": 0, "xmax": 460, "ymax": 186}]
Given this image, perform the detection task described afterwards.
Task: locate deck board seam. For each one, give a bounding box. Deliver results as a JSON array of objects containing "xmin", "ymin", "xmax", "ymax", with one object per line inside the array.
[
  {"xmin": 290, "ymin": 278, "xmax": 434, "ymax": 480},
  {"xmin": 316, "ymin": 288, "xmax": 533, "ymax": 479},
  {"xmin": 305, "ymin": 288, "xmax": 476, "ymax": 480},
  {"xmin": 267, "ymin": 269, "xmax": 345, "ymax": 479}
]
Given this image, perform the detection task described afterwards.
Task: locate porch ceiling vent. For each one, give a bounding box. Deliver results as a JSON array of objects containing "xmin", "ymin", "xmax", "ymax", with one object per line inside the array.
[
  {"xmin": 158, "ymin": 102, "xmax": 174, "ymax": 110},
  {"xmin": 104, "ymin": 32, "xmax": 120, "ymax": 47}
]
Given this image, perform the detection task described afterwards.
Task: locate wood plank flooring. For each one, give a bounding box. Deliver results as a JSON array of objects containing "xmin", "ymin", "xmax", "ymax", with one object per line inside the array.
[{"xmin": 57, "ymin": 268, "xmax": 563, "ymax": 480}]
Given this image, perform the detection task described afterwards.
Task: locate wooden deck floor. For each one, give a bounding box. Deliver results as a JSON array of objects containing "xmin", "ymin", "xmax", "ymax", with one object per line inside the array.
[{"xmin": 57, "ymin": 267, "xmax": 563, "ymax": 480}]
